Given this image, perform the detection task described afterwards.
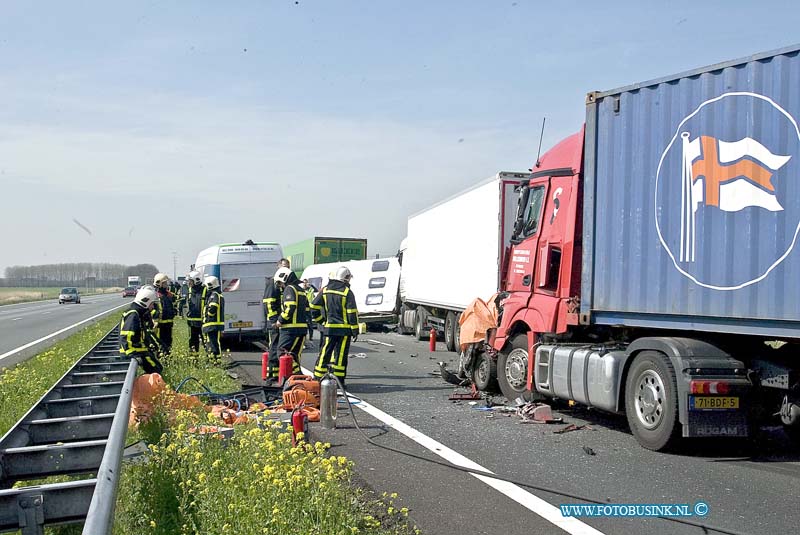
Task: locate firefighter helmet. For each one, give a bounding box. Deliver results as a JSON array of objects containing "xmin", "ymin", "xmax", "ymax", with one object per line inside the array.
[
  {"xmin": 134, "ymin": 287, "xmax": 158, "ymax": 308},
  {"xmin": 332, "ymin": 266, "xmax": 352, "ymax": 282},
  {"xmin": 273, "ymin": 267, "xmax": 293, "ymax": 284},
  {"xmin": 188, "ymin": 270, "xmax": 202, "ymax": 285},
  {"xmin": 204, "ymin": 275, "xmax": 220, "ymax": 289},
  {"xmin": 154, "ymin": 273, "xmax": 170, "ymax": 288}
]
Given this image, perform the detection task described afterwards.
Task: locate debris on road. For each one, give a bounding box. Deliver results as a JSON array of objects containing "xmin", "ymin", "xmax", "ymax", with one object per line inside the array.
[
  {"xmin": 350, "ymin": 352, "xmax": 368, "ymax": 359},
  {"xmin": 439, "ymin": 362, "xmax": 468, "ymax": 386},
  {"xmin": 582, "ymin": 446, "xmax": 597, "ymax": 456},
  {"xmin": 554, "ymin": 424, "xmax": 590, "ymax": 434},
  {"xmin": 517, "ymin": 402, "xmax": 563, "ymax": 424}
]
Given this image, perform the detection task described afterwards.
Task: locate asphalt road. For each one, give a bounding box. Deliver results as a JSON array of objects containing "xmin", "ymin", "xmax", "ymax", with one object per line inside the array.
[
  {"xmin": 0, "ymin": 294, "xmax": 128, "ymax": 365},
  {"xmin": 227, "ymin": 330, "xmax": 800, "ymax": 535}
]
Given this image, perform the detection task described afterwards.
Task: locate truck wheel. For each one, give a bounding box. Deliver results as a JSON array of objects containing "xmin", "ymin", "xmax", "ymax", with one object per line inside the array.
[
  {"xmin": 624, "ymin": 351, "xmax": 680, "ymax": 451},
  {"xmin": 444, "ymin": 312, "xmax": 457, "ymax": 352},
  {"xmin": 398, "ymin": 304, "xmax": 412, "ymax": 335},
  {"xmin": 414, "ymin": 308, "xmax": 428, "ymax": 341},
  {"xmin": 472, "ymin": 351, "xmax": 498, "ymax": 392},
  {"xmin": 498, "ymin": 334, "xmax": 534, "ymax": 403},
  {"xmin": 454, "ymin": 313, "xmax": 461, "ymax": 351}
]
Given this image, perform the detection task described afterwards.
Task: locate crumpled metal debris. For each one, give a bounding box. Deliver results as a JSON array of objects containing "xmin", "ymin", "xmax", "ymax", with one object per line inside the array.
[{"xmin": 517, "ymin": 402, "xmax": 563, "ymax": 424}]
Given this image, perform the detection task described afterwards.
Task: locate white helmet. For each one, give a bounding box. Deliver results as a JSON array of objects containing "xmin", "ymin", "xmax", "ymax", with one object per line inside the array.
[
  {"xmin": 274, "ymin": 267, "xmax": 293, "ymax": 284},
  {"xmin": 204, "ymin": 275, "xmax": 220, "ymax": 289},
  {"xmin": 134, "ymin": 287, "xmax": 158, "ymax": 308},
  {"xmin": 154, "ymin": 273, "xmax": 170, "ymax": 288},
  {"xmin": 332, "ymin": 266, "xmax": 352, "ymax": 282},
  {"xmin": 188, "ymin": 270, "xmax": 202, "ymax": 285}
]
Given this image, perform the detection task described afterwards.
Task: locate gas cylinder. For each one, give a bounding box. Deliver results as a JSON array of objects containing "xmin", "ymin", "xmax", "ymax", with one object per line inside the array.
[
  {"xmin": 320, "ymin": 367, "xmax": 338, "ymax": 429},
  {"xmin": 278, "ymin": 353, "xmax": 294, "ymax": 387}
]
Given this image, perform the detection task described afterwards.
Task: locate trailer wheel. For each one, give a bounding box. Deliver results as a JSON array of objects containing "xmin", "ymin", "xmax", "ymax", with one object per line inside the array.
[
  {"xmin": 444, "ymin": 312, "xmax": 457, "ymax": 352},
  {"xmin": 498, "ymin": 334, "xmax": 534, "ymax": 402},
  {"xmin": 414, "ymin": 308, "xmax": 428, "ymax": 341},
  {"xmin": 398, "ymin": 304, "xmax": 413, "ymax": 335},
  {"xmin": 472, "ymin": 351, "xmax": 498, "ymax": 392},
  {"xmin": 624, "ymin": 351, "xmax": 680, "ymax": 451}
]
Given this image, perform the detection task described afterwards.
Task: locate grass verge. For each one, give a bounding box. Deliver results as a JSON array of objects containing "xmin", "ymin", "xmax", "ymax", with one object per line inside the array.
[
  {"xmin": 0, "ymin": 313, "xmax": 122, "ymax": 435},
  {"xmin": 114, "ymin": 321, "xmax": 419, "ymax": 535}
]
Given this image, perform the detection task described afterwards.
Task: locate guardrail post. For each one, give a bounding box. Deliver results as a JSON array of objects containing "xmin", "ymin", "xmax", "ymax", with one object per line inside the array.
[{"xmin": 18, "ymin": 494, "xmax": 44, "ymax": 535}]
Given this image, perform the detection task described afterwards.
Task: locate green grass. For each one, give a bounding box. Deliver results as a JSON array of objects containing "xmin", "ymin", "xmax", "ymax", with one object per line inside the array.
[
  {"xmin": 0, "ymin": 313, "xmax": 123, "ymax": 436},
  {"xmin": 0, "ymin": 287, "xmax": 122, "ymax": 306}
]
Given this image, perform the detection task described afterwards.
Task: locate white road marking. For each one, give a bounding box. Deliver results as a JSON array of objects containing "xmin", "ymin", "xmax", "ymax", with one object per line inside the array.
[
  {"xmin": 365, "ymin": 339, "xmax": 394, "ymax": 347},
  {"xmin": 0, "ymin": 302, "xmax": 128, "ymax": 365},
  {"xmin": 300, "ymin": 365, "xmax": 604, "ymax": 535},
  {"xmin": 12, "ymin": 317, "xmax": 22, "ymax": 321}
]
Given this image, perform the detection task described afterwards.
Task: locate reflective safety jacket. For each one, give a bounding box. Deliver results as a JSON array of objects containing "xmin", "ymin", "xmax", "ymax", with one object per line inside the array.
[
  {"xmin": 152, "ymin": 289, "xmax": 176, "ymax": 324},
  {"xmin": 279, "ymin": 282, "xmax": 311, "ymax": 332},
  {"xmin": 119, "ymin": 303, "xmax": 153, "ymax": 356},
  {"xmin": 262, "ymin": 278, "xmax": 282, "ymax": 324},
  {"xmin": 202, "ymin": 289, "xmax": 225, "ymax": 333},
  {"xmin": 187, "ymin": 285, "xmax": 206, "ymax": 328},
  {"xmin": 311, "ymin": 280, "xmax": 359, "ymax": 336}
]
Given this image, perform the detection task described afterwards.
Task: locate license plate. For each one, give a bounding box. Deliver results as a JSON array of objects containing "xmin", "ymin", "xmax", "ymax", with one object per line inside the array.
[
  {"xmin": 230, "ymin": 321, "xmax": 253, "ymax": 328},
  {"xmin": 690, "ymin": 396, "xmax": 739, "ymax": 410}
]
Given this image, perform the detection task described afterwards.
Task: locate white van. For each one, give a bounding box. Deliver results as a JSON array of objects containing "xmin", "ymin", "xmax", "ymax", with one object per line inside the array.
[
  {"xmin": 300, "ymin": 257, "xmax": 401, "ymax": 325},
  {"xmin": 194, "ymin": 241, "xmax": 284, "ymax": 338}
]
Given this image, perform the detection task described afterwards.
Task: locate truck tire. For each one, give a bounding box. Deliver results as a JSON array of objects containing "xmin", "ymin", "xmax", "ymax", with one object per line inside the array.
[
  {"xmin": 497, "ymin": 334, "xmax": 535, "ymax": 403},
  {"xmin": 472, "ymin": 351, "xmax": 498, "ymax": 392},
  {"xmin": 624, "ymin": 351, "xmax": 681, "ymax": 451},
  {"xmin": 444, "ymin": 312, "xmax": 457, "ymax": 352},
  {"xmin": 414, "ymin": 308, "xmax": 428, "ymax": 341},
  {"xmin": 454, "ymin": 313, "xmax": 461, "ymax": 351},
  {"xmin": 398, "ymin": 304, "xmax": 413, "ymax": 335}
]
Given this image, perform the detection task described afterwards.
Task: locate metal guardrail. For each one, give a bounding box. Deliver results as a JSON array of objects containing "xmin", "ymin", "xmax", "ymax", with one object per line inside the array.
[{"xmin": 0, "ymin": 326, "xmax": 137, "ymax": 534}]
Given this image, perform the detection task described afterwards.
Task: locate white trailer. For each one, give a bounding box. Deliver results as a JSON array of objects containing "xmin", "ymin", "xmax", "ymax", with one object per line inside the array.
[
  {"xmin": 398, "ymin": 172, "xmax": 525, "ymax": 351},
  {"xmin": 300, "ymin": 257, "xmax": 401, "ymax": 325},
  {"xmin": 193, "ymin": 241, "xmax": 284, "ymax": 338}
]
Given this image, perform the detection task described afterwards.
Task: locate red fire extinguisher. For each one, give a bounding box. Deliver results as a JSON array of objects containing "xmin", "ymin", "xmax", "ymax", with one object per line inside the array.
[
  {"xmin": 291, "ymin": 408, "xmax": 309, "ymax": 446},
  {"xmin": 261, "ymin": 351, "xmax": 269, "ymax": 381},
  {"xmin": 278, "ymin": 353, "xmax": 294, "ymax": 387},
  {"xmin": 429, "ymin": 328, "xmax": 436, "ymax": 352}
]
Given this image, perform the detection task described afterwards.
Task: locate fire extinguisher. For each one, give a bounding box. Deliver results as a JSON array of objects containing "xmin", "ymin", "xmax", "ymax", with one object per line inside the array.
[
  {"xmin": 261, "ymin": 351, "xmax": 269, "ymax": 381},
  {"xmin": 291, "ymin": 408, "xmax": 309, "ymax": 446},
  {"xmin": 429, "ymin": 327, "xmax": 436, "ymax": 352},
  {"xmin": 278, "ymin": 353, "xmax": 294, "ymax": 387}
]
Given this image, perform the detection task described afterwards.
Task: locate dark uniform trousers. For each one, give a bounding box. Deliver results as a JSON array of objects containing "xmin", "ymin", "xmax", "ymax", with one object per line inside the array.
[
  {"xmin": 314, "ymin": 335, "xmax": 351, "ymax": 383},
  {"xmin": 189, "ymin": 325, "xmax": 203, "ymax": 352},
  {"xmin": 157, "ymin": 323, "xmax": 173, "ymax": 354},
  {"xmin": 266, "ymin": 323, "xmax": 281, "ymax": 378},
  {"xmin": 278, "ymin": 328, "xmax": 305, "ymax": 375},
  {"xmin": 205, "ymin": 329, "xmax": 222, "ymax": 357}
]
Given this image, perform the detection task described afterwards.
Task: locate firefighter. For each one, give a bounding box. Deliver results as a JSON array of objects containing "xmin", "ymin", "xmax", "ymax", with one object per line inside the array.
[
  {"xmin": 186, "ymin": 271, "xmax": 205, "ymax": 352},
  {"xmin": 176, "ymin": 279, "xmax": 189, "ymax": 317},
  {"xmin": 303, "ymin": 279, "xmax": 317, "ymax": 343},
  {"xmin": 274, "ymin": 267, "xmax": 310, "ymax": 375},
  {"xmin": 311, "ymin": 266, "xmax": 359, "ymax": 386},
  {"xmin": 202, "ymin": 275, "xmax": 225, "ymax": 359},
  {"xmin": 151, "ymin": 273, "xmax": 176, "ymax": 355},
  {"xmin": 119, "ymin": 286, "xmax": 164, "ymax": 374},
  {"xmin": 262, "ymin": 258, "xmax": 290, "ymax": 381}
]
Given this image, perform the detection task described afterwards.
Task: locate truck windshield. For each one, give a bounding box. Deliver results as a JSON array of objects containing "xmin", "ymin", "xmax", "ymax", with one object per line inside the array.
[{"xmin": 520, "ymin": 186, "xmax": 546, "ymax": 238}]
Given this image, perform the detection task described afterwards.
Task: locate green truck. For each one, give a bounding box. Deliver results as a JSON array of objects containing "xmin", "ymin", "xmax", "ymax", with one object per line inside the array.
[{"xmin": 282, "ymin": 237, "xmax": 368, "ymax": 277}]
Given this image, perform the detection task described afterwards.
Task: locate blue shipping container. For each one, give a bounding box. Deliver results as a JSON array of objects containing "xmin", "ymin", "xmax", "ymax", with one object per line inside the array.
[{"xmin": 582, "ymin": 44, "xmax": 800, "ymax": 338}]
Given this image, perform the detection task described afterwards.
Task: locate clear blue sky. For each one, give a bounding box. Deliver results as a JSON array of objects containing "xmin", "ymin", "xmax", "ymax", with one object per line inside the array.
[{"xmin": 1, "ymin": 0, "xmax": 797, "ymax": 277}]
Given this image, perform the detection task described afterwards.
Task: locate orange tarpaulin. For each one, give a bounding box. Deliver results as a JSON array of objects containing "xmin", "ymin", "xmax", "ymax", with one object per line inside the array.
[
  {"xmin": 129, "ymin": 373, "xmax": 205, "ymax": 426},
  {"xmin": 458, "ymin": 293, "xmax": 500, "ymax": 351}
]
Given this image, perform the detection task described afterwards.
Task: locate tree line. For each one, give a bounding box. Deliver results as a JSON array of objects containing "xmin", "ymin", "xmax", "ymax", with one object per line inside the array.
[{"xmin": 1, "ymin": 263, "xmax": 160, "ymax": 288}]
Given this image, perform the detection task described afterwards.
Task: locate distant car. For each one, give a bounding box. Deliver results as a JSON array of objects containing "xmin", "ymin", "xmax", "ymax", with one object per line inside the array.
[
  {"xmin": 122, "ymin": 286, "xmax": 136, "ymax": 297},
  {"xmin": 59, "ymin": 287, "xmax": 81, "ymax": 304}
]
